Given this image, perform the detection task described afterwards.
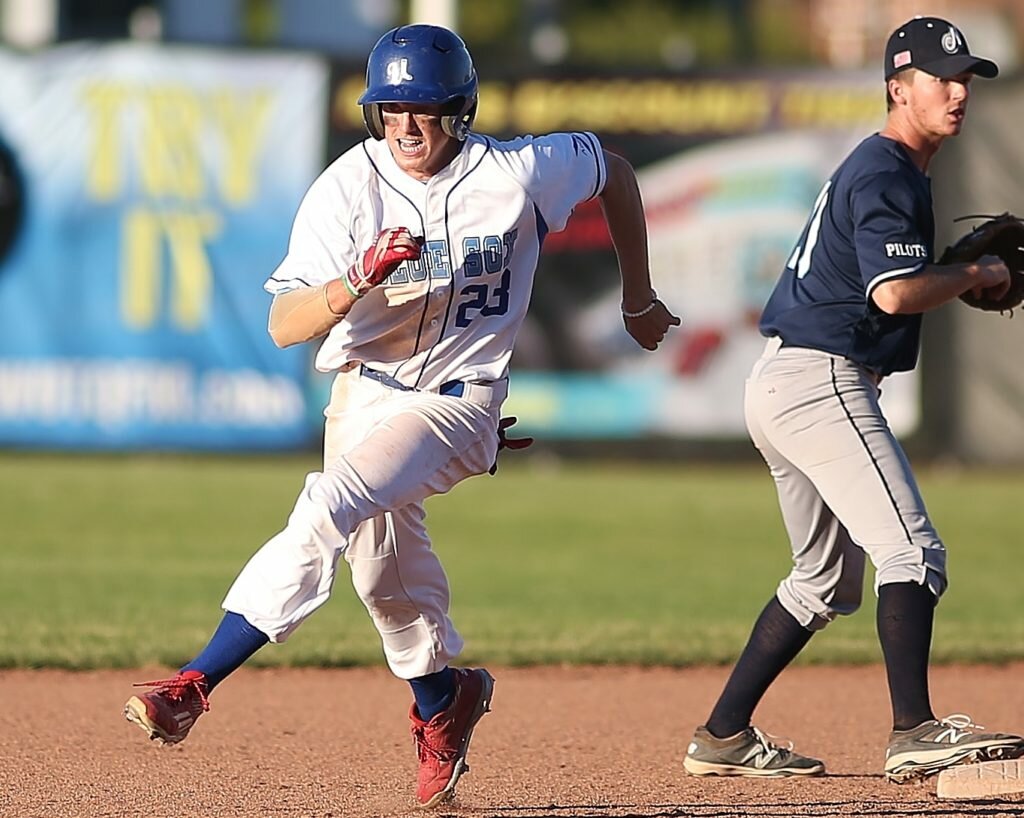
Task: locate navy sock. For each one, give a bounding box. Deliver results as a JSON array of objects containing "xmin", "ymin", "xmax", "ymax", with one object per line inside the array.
[
  {"xmin": 877, "ymin": 581, "xmax": 937, "ymax": 731},
  {"xmin": 181, "ymin": 611, "xmax": 269, "ymax": 690},
  {"xmin": 706, "ymin": 596, "xmax": 813, "ymax": 739},
  {"xmin": 409, "ymin": 667, "xmax": 455, "ymax": 721}
]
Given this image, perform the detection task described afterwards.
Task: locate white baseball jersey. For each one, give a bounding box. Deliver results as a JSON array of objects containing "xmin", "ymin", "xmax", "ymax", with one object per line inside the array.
[{"xmin": 266, "ymin": 131, "xmax": 608, "ymax": 389}]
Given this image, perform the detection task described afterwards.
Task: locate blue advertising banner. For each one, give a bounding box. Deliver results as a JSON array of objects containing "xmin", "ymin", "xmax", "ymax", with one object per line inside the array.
[{"xmin": 0, "ymin": 43, "xmax": 327, "ymax": 449}]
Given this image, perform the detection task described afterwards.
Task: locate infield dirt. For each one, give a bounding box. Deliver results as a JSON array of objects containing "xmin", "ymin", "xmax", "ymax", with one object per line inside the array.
[{"xmin": 4, "ymin": 664, "xmax": 1024, "ymax": 817}]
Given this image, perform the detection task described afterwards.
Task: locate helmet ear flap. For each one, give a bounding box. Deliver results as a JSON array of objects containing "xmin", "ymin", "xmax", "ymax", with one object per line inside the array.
[
  {"xmin": 439, "ymin": 114, "xmax": 464, "ymax": 141},
  {"xmin": 440, "ymin": 98, "xmax": 478, "ymax": 141},
  {"xmin": 362, "ymin": 104, "xmax": 385, "ymax": 140}
]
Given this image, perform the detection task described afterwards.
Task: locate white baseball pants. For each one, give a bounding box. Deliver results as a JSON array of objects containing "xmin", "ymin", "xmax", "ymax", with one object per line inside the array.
[
  {"xmin": 745, "ymin": 338, "xmax": 947, "ymax": 631},
  {"xmin": 222, "ymin": 366, "xmax": 503, "ymax": 678}
]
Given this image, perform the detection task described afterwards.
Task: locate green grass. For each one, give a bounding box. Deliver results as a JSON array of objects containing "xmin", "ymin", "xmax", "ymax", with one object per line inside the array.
[{"xmin": 1, "ymin": 453, "xmax": 1022, "ymax": 668}]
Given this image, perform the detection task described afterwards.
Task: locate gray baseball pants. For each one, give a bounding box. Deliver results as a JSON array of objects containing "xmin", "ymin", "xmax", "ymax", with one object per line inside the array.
[{"xmin": 745, "ymin": 338, "xmax": 947, "ymax": 631}]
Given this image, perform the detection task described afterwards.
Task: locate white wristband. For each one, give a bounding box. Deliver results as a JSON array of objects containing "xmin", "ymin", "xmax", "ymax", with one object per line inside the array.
[
  {"xmin": 622, "ymin": 291, "xmax": 658, "ymax": 319},
  {"xmin": 342, "ymin": 266, "xmax": 365, "ymax": 299}
]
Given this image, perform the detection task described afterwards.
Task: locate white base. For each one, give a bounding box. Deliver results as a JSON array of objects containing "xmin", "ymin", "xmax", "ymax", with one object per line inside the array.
[{"xmin": 937, "ymin": 759, "xmax": 1024, "ymax": 800}]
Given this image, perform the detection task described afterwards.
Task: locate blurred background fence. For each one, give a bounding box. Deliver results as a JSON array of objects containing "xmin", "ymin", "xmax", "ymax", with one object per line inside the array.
[{"xmin": 0, "ymin": 0, "xmax": 1021, "ymax": 461}]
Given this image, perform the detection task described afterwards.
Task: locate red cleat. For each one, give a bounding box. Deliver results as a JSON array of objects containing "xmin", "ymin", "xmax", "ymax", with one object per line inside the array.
[
  {"xmin": 410, "ymin": 667, "xmax": 494, "ymax": 807},
  {"xmin": 124, "ymin": 670, "xmax": 210, "ymax": 745}
]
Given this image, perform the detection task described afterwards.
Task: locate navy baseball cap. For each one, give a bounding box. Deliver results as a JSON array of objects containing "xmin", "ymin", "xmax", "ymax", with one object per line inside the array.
[{"xmin": 884, "ymin": 17, "xmax": 998, "ymax": 80}]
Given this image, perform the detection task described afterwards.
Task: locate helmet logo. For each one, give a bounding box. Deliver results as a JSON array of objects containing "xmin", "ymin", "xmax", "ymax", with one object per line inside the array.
[
  {"xmin": 941, "ymin": 25, "xmax": 962, "ymax": 54},
  {"xmin": 385, "ymin": 58, "xmax": 414, "ymax": 85}
]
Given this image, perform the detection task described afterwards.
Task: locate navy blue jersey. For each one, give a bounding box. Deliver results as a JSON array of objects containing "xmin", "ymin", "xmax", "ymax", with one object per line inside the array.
[{"xmin": 759, "ymin": 134, "xmax": 934, "ymax": 375}]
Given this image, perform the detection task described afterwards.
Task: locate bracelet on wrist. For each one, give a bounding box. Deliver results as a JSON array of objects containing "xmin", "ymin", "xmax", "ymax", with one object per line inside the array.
[
  {"xmin": 622, "ymin": 291, "xmax": 658, "ymax": 319},
  {"xmin": 341, "ymin": 272, "xmax": 363, "ymax": 300}
]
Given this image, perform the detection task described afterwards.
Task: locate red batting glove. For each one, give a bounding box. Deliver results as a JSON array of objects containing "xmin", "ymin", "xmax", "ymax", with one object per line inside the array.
[
  {"xmin": 344, "ymin": 227, "xmax": 422, "ymax": 298},
  {"xmin": 489, "ymin": 416, "xmax": 535, "ymax": 474}
]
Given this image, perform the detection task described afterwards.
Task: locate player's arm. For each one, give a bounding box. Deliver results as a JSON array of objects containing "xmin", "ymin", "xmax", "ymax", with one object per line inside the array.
[
  {"xmin": 871, "ymin": 255, "xmax": 1010, "ymax": 314},
  {"xmin": 267, "ymin": 280, "xmax": 357, "ymax": 348},
  {"xmin": 855, "ymin": 171, "xmax": 1012, "ymax": 315},
  {"xmin": 598, "ymin": 149, "xmax": 680, "ymax": 349},
  {"xmin": 268, "ymin": 227, "xmax": 422, "ymax": 348}
]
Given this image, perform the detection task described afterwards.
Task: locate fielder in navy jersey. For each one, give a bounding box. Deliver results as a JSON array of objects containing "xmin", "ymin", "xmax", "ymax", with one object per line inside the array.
[
  {"xmin": 122, "ymin": 23, "xmax": 678, "ymax": 808},
  {"xmin": 684, "ymin": 17, "xmax": 1024, "ymax": 783},
  {"xmin": 760, "ymin": 133, "xmax": 935, "ymax": 375}
]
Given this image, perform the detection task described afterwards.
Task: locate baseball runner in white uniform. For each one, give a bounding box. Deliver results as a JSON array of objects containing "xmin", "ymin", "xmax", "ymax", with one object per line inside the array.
[{"xmin": 124, "ymin": 23, "xmax": 678, "ymax": 807}]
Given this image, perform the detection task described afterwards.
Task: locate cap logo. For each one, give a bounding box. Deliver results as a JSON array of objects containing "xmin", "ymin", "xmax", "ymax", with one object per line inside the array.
[
  {"xmin": 941, "ymin": 25, "xmax": 962, "ymax": 54},
  {"xmin": 386, "ymin": 58, "xmax": 413, "ymax": 84},
  {"xmin": 894, "ymin": 50, "xmax": 912, "ymax": 69}
]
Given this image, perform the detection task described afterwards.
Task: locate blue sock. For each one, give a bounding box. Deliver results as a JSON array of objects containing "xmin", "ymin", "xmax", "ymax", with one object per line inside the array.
[
  {"xmin": 181, "ymin": 611, "xmax": 269, "ymax": 690},
  {"xmin": 409, "ymin": 666, "xmax": 455, "ymax": 720}
]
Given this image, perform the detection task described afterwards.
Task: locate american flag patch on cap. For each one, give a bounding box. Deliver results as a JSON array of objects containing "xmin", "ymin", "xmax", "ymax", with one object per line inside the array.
[{"xmin": 894, "ymin": 50, "xmax": 912, "ymax": 69}]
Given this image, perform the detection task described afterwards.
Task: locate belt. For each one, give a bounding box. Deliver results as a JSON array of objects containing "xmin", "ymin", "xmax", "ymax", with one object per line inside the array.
[
  {"xmin": 768, "ymin": 338, "xmax": 883, "ymax": 384},
  {"xmin": 359, "ymin": 364, "xmax": 495, "ymax": 400}
]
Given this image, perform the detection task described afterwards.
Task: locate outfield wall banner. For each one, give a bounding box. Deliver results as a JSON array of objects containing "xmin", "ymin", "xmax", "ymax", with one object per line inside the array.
[{"xmin": 0, "ymin": 43, "xmax": 326, "ymax": 449}]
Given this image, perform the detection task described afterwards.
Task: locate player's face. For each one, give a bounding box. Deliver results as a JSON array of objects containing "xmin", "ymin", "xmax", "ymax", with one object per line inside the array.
[
  {"xmin": 381, "ymin": 103, "xmax": 462, "ymax": 181},
  {"xmin": 901, "ymin": 69, "xmax": 973, "ymax": 138}
]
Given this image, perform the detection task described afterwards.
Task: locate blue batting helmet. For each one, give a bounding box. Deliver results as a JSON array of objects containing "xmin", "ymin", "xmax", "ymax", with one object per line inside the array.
[{"xmin": 358, "ymin": 24, "xmax": 479, "ymax": 141}]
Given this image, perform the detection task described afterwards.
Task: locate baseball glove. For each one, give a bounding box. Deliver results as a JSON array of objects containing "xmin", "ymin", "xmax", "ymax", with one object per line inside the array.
[{"xmin": 938, "ymin": 212, "xmax": 1024, "ymax": 314}]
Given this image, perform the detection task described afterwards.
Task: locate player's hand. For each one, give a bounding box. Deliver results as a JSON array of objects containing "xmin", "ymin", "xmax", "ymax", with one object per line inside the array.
[
  {"xmin": 345, "ymin": 227, "xmax": 423, "ymax": 297},
  {"xmin": 967, "ymin": 254, "xmax": 1011, "ymax": 301},
  {"xmin": 624, "ymin": 298, "xmax": 681, "ymax": 351},
  {"xmin": 489, "ymin": 416, "xmax": 534, "ymax": 475}
]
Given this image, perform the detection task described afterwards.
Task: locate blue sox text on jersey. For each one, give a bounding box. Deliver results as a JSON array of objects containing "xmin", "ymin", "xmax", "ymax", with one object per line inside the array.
[{"xmin": 384, "ymin": 229, "xmax": 519, "ymax": 284}]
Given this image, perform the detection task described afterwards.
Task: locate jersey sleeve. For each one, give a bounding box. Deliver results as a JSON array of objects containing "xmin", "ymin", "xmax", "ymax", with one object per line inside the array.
[
  {"xmin": 513, "ymin": 132, "xmax": 607, "ymax": 233},
  {"xmin": 264, "ymin": 171, "xmax": 357, "ymax": 295},
  {"xmin": 850, "ymin": 172, "xmax": 931, "ymax": 296}
]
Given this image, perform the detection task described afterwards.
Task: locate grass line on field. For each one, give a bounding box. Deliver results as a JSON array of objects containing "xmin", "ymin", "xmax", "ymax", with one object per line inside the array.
[{"xmin": 1, "ymin": 453, "xmax": 1023, "ymax": 668}]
